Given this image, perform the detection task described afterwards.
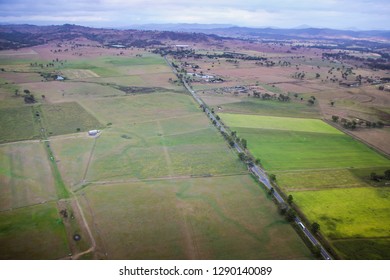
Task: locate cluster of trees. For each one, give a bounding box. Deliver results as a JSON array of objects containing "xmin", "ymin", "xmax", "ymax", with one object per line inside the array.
[
  {"xmin": 332, "ymin": 115, "xmax": 385, "ymax": 130},
  {"xmin": 307, "ymin": 96, "xmax": 316, "ymax": 105},
  {"xmin": 370, "ymin": 170, "xmax": 390, "ymax": 182},
  {"xmin": 14, "ymin": 89, "xmax": 37, "ymax": 104}
]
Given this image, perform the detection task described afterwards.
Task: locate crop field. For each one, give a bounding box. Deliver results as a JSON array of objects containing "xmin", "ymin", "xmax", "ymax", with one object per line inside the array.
[
  {"xmin": 220, "ymin": 113, "xmax": 339, "ymax": 134},
  {"xmin": 79, "ymin": 176, "xmax": 312, "ymax": 259},
  {"xmin": 0, "ymin": 106, "xmax": 40, "ymax": 143},
  {"xmin": 219, "ymin": 112, "xmax": 390, "ymax": 259},
  {"xmin": 221, "ymin": 115, "xmax": 388, "ymax": 171},
  {"xmin": 293, "ymin": 187, "xmax": 390, "ymax": 239},
  {"xmin": 39, "ymin": 102, "xmax": 102, "ymax": 136},
  {"xmin": 4, "ymin": 42, "xmax": 377, "ymax": 260},
  {"xmin": 0, "ymin": 202, "xmax": 68, "ymax": 260},
  {"xmin": 218, "ymin": 99, "xmax": 320, "ymax": 118},
  {"xmin": 0, "ymin": 142, "xmax": 57, "ymax": 211}
]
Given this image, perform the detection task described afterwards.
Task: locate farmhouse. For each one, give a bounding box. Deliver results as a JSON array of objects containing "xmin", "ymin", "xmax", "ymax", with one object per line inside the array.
[{"xmin": 56, "ymin": 75, "xmax": 64, "ymax": 81}]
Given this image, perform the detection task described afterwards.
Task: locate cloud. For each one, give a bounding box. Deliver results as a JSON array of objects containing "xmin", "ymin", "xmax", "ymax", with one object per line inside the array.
[{"xmin": 0, "ymin": 0, "xmax": 389, "ymax": 29}]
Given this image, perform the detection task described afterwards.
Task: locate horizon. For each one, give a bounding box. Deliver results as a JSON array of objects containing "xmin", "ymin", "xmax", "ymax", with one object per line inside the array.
[
  {"xmin": 0, "ymin": 0, "xmax": 389, "ymax": 31},
  {"xmin": 1, "ymin": 22, "xmax": 389, "ymax": 32}
]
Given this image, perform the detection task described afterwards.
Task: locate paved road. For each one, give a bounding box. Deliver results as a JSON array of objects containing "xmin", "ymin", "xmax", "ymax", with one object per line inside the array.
[{"xmin": 164, "ymin": 55, "xmax": 332, "ymax": 260}]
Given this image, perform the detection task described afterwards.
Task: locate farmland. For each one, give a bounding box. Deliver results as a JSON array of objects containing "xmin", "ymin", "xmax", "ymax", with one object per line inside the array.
[
  {"xmin": 220, "ymin": 112, "xmax": 390, "ymax": 259},
  {"xmin": 0, "ymin": 43, "xmax": 312, "ymax": 259},
  {"xmin": 220, "ymin": 113, "xmax": 389, "ymax": 171},
  {"xmin": 78, "ymin": 176, "xmax": 311, "ymax": 259},
  {"xmin": 0, "ymin": 23, "xmax": 389, "ymax": 260}
]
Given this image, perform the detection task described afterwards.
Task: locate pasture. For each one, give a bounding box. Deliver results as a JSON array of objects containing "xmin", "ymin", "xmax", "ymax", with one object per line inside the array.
[
  {"xmin": 0, "ymin": 106, "xmax": 40, "ymax": 143},
  {"xmin": 74, "ymin": 92, "xmax": 247, "ymax": 183},
  {"xmin": 0, "ymin": 142, "xmax": 57, "ymax": 211},
  {"xmin": 79, "ymin": 176, "xmax": 312, "ymax": 259},
  {"xmin": 0, "ymin": 202, "xmax": 68, "ymax": 259},
  {"xmin": 40, "ymin": 102, "xmax": 102, "ymax": 136}
]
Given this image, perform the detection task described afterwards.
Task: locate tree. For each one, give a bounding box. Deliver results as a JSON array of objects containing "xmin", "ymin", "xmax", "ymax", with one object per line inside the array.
[
  {"xmin": 278, "ymin": 203, "xmax": 288, "ymax": 215},
  {"xmin": 268, "ymin": 187, "xmax": 275, "ymax": 196},
  {"xmin": 311, "ymin": 222, "xmax": 320, "ymax": 234},
  {"xmin": 238, "ymin": 152, "xmax": 247, "ymax": 162},
  {"xmin": 370, "ymin": 172, "xmax": 378, "ymax": 181},
  {"xmin": 255, "ymin": 158, "xmax": 261, "ymax": 165},
  {"xmin": 385, "ymin": 170, "xmax": 390, "ymax": 180},
  {"xmin": 315, "ymin": 73, "xmax": 320, "ymax": 78},
  {"xmin": 287, "ymin": 194, "xmax": 293, "ymax": 205},
  {"xmin": 332, "ymin": 115, "xmax": 339, "ymax": 122},
  {"xmin": 312, "ymin": 244, "xmax": 322, "ymax": 258},
  {"xmin": 24, "ymin": 89, "xmax": 30, "ymax": 94},
  {"xmin": 24, "ymin": 94, "xmax": 36, "ymax": 104},
  {"xmin": 269, "ymin": 174, "xmax": 276, "ymax": 181},
  {"xmin": 285, "ymin": 208, "xmax": 296, "ymax": 222},
  {"xmin": 307, "ymin": 99, "xmax": 314, "ymax": 105},
  {"xmin": 241, "ymin": 138, "xmax": 247, "ymax": 149}
]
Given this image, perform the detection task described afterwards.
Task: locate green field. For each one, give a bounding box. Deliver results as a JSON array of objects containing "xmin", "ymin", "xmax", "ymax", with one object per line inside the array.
[
  {"xmin": 220, "ymin": 113, "xmax": 341, "ymax": 134},
  {"xmin": 219, "ymin": 99, "xmax": 320, "ymax": 118},
  {"xmin": 0, "ymin": 202, "xmax": 69, "ymax": 259},
  {"xmin": 79, "ymin": 176, "xmax": 312, "ymax": 259},
  {"xmin": 220, "ymin": 112, "xmax": 390, "ymax": 259},
  {"xmin": 0, "ymin": 51, "xmax": 319, "ymax": 260},
  {"xmin": 0, "ymin": 142, "xmax": 57, "ymax": 210},
  {"xmin": 0, "ymin": 106, "xmax": 40, "ymax": 143},
  {"xmin": 332, "ymin": 238, "xmax": 390, "ymax": 260},
  {"xmin": 40, "ymin": 102, "xmax": 102, "ymax": 136},
  {"xmin": 220, "ymin": 114, "xmax": 389, "ymax": 171},
  {"xmin": 293, "ymin": 187, "xmax": 390, "ymax": 239},
  {"xmin": 77, "ymin": 92, "xmax": 246, "ymax": 182}
]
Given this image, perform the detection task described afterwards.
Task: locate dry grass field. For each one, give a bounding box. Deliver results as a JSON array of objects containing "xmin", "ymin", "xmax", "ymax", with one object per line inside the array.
[{"xmin": 78, "ymin": 176, "xmax": 312, "ymax": 259}]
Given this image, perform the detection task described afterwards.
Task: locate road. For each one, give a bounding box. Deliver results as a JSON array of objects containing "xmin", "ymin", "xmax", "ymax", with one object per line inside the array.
[{"xmin": 164, "ymin": 55, "xmax": 332, "ymax": 260}]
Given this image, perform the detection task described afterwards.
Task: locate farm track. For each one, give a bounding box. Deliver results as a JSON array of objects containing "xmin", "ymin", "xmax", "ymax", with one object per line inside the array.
[
  {"xmin": 156, "ymin": 120, "xmax": 174, "ymax": 177},
  {"xmin": 81, "ymin": 135, "xmax": 99, "ymax": 182},
  {"xmin": 75, "ymin": 172, "xmax": 250, "ymax": 189}
]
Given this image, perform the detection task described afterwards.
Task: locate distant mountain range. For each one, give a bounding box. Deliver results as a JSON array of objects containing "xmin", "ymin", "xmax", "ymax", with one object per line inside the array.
[
  {"xmin": 126, "ymin": 23, "xmax": 390, "ymax": 41},
  {"xmin": 1, "ymin": 23, "xmax": 389, "ymax": 50}
]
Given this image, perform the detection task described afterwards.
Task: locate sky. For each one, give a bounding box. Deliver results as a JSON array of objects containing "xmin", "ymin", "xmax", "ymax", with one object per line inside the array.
[{"xmin": 0, "ymin": 0, "xmax": 389, "ymax": 30}]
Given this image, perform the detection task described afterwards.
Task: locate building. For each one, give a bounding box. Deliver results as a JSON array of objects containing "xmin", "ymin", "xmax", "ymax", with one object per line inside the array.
[{"xmin": 88, "ymin": 130, "xmax": 100, "ymax": 136}]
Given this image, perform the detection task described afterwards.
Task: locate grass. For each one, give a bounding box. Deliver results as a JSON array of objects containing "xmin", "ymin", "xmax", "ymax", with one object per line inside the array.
[
  {"xmin": 274, "ymin": 169, "xmax": 372, "ymax": 192},
  {"xmin": 0, "ymin": 202, "xmax": 69, "ymax": 259},
  {"xmin": 220, "ymin": 114, "xmax": 389, "ymax": 171},
  {"xmin": 332, "ymin": 238, "xmax": 390, "ymax": 260},
  {"xmin": 79, "ymin": 176, "xmax": 312, "ymax": 259},
  {"xmin": 292, "ymin": 187, "xmax": 390, "ymax": 239},
  {"xmin": 86, "ymin": 126, "xmax": 244, "ymax": 181},
  {"xmin": 0, "ymin": 142, "xmax": 58, "ymax": 210},
  {"xmin": 219, "ymin": 99, "xmax": 320, "ymax": 118},
  {"xmin": 0, "ymin": 106, "xmax": 40, "ymax": 143},
  {"xmin": 40, "ymin": 102, "xmax": 102, "ymax": 136},
  {"xmin": 234, "ymin": 128, "xmax": 389, "ymax": 171},
  {"xmin": 50, "ymin": 136, "xmax": 95, "ymax": 189},
  {"xmin": 80, "ymin": 92, "xmax": 199, "ymax": 126},
  {"xmin": 219, "ymin": 113, "xmax": 341, "ymax": 134}
]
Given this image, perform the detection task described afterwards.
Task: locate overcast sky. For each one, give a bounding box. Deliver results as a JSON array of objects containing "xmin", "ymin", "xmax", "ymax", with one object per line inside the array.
[{"xmin": 0, "ymin": 0, "xmax": 389, "ymax": 30}]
